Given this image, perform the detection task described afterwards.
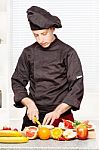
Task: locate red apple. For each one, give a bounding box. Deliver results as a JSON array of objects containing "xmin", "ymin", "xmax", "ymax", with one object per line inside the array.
[
  {"xmin": 77, "ymin": 124, "xmax": 88, "ymax": 140},
  {"xmin": 63, "ymin": 129, "xmax": 77, "ymax": 140}
]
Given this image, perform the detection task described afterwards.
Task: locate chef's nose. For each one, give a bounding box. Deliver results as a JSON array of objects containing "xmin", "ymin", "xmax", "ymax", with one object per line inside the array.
[{"xmin": 38, "ymin": 35, "xmax": 44, "ymax": 44}]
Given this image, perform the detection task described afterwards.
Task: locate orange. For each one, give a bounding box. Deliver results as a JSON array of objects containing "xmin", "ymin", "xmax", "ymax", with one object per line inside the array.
[
  {"xmin": 38, "ymin": 127, "xmax": 50, "ymax": 140},
  {"xmin": 51, "ymin": 127, "xmax": 63, "ymax": 140}
]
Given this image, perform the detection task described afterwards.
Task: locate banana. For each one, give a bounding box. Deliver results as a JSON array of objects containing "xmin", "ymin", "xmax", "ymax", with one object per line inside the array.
[
  {"xmin": 0, "ymin": 136, "xmax": 29, "ymax": 143},
  {"xmin": 0, "ymin": 130, "xmax": 23, "ymax": 137}
]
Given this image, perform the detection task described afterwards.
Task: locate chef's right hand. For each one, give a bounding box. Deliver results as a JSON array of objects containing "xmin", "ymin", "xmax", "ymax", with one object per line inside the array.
[
  {"xmin": 27, "ymin": 102, "xmax": 39, "ymax": 123},
  {"xmin": 21, "ymin": 97, "xmax": 39, "ymax": 123}
]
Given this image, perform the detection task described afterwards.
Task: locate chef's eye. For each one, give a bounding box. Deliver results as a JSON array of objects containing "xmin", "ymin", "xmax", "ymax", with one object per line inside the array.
[
  {"xmin": 34, "ymin": 34, "xmax": 38, "ymax": 37},
  {"xmin": 42, "ymin": 32, "xmax": 47, "ymax": 36}
]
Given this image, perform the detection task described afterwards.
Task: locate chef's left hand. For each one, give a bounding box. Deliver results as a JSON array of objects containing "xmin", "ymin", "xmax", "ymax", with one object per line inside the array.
[
  {"xmin": 42, "ymin": 103, "xmax": 71, "ymax": 125},
  {"xmin": 42, "ymin": 110, "xmax": 60, "ymax": 125}
]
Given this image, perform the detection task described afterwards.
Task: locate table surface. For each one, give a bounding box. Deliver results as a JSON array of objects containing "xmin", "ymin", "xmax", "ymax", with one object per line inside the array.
[{"xmin": 0, "ymin": 120, "xmax": 99, "ymax": 150}]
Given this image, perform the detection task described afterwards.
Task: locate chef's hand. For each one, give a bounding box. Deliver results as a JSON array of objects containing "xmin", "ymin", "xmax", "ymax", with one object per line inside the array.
[
  {"xmin": 21, "ymin": 97, "xmax": 39, "ymax": 123},
  {"xmin": 42, "ymin": 111, "xmax": 60, "ymax": 125},
  {"xmin": 42, "ymin": 103, "xmax": 71, "ymax": 125}
]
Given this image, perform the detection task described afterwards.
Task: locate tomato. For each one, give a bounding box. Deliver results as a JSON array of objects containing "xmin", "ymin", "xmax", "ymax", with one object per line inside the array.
[{"xmin": 77, "ymin": 124, "xmax": 88, "ymax": 140}]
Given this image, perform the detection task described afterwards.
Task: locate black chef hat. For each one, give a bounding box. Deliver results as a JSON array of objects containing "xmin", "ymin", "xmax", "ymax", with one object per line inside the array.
[{"xmin": 27, "ymin": 6, "xmax": 62, "ymax": 30}]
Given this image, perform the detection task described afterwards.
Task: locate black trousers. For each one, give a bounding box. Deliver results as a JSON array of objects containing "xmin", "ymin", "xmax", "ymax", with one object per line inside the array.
[{"xmin": 21, "ymin": 109, "xmax": 74, "ymax": 131}]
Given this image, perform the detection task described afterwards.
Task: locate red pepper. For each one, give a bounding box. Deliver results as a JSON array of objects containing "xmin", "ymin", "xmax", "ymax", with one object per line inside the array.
[
  {"xmin": 63, "ymin": 119, "xmax": 73, "ymax": 129},
  {"xmin": 58, "ymin": 136, "xmax": 66, "ymax": 141}
]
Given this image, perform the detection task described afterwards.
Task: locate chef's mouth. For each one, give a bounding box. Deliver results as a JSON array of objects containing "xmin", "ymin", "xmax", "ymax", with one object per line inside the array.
[{"xmin": 41, "ymin": 42, "xmax": 48, "ymax": 47}]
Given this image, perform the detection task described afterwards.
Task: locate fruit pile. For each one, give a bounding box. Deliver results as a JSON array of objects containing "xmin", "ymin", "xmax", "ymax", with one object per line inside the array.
[
  {"xmin": 23, "ymin": 125, "xmax": 82, "ymax": 141},
  {"xmin": 0, "ymin": 119, "xmax": 92, "ymax": 142},
  {"xmin": 23, "ymin": 120, "xmax": 92, "ymax": 141}
]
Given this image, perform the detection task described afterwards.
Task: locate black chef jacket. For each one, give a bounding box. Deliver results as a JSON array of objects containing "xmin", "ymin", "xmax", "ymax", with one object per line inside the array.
[{"xmin": 11, "ymin": 35, "xmax": 84, "ymax": 113}]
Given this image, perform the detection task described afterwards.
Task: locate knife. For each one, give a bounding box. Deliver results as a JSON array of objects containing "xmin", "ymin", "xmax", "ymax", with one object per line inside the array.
[{"xmin": 34, "ymin": 116, "xmax": 41, "ymax": 126}]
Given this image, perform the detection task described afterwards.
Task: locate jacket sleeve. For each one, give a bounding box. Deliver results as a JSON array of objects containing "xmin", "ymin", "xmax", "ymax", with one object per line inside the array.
[
  {"xmin": 63, "ymin": 48, "xmax": 84, "ymax": 110},
  {"xmin": 11, "ymin": 49, "xmax": 30, "ymax": 108}
]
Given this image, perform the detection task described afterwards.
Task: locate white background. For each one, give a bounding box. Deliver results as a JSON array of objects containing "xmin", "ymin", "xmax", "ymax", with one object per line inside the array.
[{"xmin": 0, "ymin": 0, "xmax": 99, "ymax": 130}]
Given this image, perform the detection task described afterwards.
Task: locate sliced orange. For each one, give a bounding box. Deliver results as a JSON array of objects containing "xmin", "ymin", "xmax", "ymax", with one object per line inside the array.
[
  {"xmin": 23, "ymin": 126, "xmax": 38, "ymax": 139},
  {"xmin": 51, "ymin": 127, "xmax": 63, "ymax": 140}
]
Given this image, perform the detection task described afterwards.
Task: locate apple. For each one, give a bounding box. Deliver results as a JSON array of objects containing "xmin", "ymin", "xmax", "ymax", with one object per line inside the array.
[
  {"xmin": 77, "ymin": 124, "xmax": 88, "ymax": 140},
  {"xmin": 63, "ymin": 129, "xmax": 77, "ymax": 140}
]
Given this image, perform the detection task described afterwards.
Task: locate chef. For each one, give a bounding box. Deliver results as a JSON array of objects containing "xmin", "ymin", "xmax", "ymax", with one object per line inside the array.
[{"xmin": 11, "ymin": 6, "xmax": 84, "ymax": 130}]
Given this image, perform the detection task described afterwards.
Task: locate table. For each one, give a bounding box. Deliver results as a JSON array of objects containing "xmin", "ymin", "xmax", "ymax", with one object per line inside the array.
[{"xmin": 0, "ymin": 120, "xmax": 99, "ymax": 150}]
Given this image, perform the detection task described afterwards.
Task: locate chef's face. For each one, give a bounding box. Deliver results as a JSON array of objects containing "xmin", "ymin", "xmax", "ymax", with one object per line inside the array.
[{"xmin": 32, "ymin": 28, "xmax": 55, "ymax": 48}]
